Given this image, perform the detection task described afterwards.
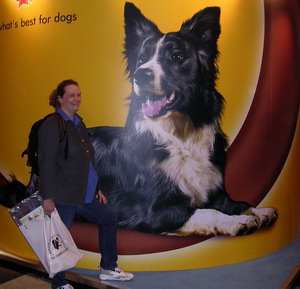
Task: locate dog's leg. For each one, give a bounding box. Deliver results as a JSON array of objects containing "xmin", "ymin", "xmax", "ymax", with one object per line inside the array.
[
  {"xmin": 178, "ymin": 209, "xmax": 259, "ymax": 236},
  {"xmin": 244, "ymin": 207, "xmax": 279, "ymax": 227}
]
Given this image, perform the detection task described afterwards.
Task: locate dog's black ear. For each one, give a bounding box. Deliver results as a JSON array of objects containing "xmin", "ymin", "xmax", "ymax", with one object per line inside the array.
[
  {"xmin": 124, "ymin": 2, "xmax": 160, "ymax": 40},
  {"xmin": 123, "ymin": 2, "xmax": 162, "ymax": 77},
  {"xmin": 180, "ymin": 7, "xmax": 221, "ymax": 88},
  {"xmin": 180, "ymin": 7, "xmax": 221, "ymax": 42}
]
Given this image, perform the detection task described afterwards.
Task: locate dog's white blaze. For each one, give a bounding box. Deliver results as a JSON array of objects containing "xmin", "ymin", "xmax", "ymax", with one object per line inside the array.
[
  {"xmin": 134, "ymin": 36, "xmax": 165, "ymax": 96},
  {"xmin": 136, "ymin": 115, "xmax": 223, "ymax": 206},
  {"xmin": 133, "ymin": 79, "xmax": 141, "ymax": 96}
]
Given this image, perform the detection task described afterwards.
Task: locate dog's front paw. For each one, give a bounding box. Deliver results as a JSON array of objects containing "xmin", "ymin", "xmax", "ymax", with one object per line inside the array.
[
  {"xmin": 178, "ymin": 209, "xmax": 261, "ymax": 237},
  {"xmin": 245, "ymin": 207, "xmax": 279, "ymax": 227},
  {"xmin": 224, "ymin": 215, "xmax": 259, "ymax": 236}
]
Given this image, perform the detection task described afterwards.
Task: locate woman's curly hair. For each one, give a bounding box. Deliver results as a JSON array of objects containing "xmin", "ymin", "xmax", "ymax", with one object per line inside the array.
[{"xmin": 49, "ymin": 79, "xmax": 79, "ymax": 108}]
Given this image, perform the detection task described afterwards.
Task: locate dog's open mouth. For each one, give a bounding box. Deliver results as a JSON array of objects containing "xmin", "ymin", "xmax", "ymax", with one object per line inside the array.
[{"xmin": 142, "ymin": 92, "xmax": 176, "ymax": 118}]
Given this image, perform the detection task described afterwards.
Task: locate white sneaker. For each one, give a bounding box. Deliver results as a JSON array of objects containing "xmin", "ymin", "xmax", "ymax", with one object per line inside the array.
[
  {"xmin": 56, "ymin": 285, "xmax": 74, "ymax": 289},
  {"xmin": 99, "ymin": 267, "xmax": 134, "ymax": 281}
]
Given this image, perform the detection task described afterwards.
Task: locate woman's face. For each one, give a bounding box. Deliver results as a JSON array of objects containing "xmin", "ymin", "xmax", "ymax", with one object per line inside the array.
[{"xmin": 58, "ymin": 84, "xmax": 82, "ymax": 116}]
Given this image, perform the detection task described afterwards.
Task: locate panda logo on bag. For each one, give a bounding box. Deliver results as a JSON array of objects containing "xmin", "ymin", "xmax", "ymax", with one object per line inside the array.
[
  {"xmin": 52, "ymin": 236, "xmax": 62, "ymax": 250},
  {"xmin": 48, "ymin": 234, "xmax": 68, "ymax": 259}
]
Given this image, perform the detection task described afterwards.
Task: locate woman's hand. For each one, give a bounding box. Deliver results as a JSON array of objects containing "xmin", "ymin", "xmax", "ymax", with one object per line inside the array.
[
  {"xmin": 42, "ymin": 199, "xmax": 55, "ymax": 216},
  {"xmin": 96, "ymin": 191, "xmax": 107, "ymax": 204}
]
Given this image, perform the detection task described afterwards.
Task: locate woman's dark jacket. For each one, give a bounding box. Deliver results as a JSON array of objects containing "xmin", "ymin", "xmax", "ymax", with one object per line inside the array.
[{"xmin": 38, "ymin": 114, "xmax": 95, "ymax": 205}]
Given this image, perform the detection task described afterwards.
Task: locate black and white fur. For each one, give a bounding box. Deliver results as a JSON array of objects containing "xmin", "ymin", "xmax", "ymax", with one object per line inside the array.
[{"xmin": 89, "ymin": 3, "xmax": 278, "ymax": 236}]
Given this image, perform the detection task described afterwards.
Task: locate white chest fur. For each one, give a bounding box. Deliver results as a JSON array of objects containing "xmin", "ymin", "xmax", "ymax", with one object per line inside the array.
[{"xmin": 136, "ymin": 112, "xmax": 223, "ymax": 206}]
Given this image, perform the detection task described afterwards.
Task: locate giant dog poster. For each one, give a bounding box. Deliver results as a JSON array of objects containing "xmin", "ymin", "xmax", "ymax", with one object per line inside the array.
[{"xmin": 0, "ymin": 0, "xmax": 299, "ymax": 271}]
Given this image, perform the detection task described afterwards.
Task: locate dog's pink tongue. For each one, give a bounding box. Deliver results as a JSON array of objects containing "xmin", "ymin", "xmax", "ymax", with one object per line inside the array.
[{"xmin": 142, "ymin": 96, "xmax": 167, "ymax": 117}]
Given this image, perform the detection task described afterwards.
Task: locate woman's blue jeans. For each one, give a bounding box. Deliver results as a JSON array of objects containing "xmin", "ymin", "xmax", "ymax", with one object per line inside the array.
[{"xmin": 51, "ymin": 199, "xmax": 118, "ymax": 288}]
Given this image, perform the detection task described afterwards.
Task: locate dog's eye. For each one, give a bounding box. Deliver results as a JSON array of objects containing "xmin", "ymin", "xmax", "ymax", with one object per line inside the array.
[
  {"xmin": 172, "ymin": 54, "xmax": 184, "ymax": 62},
  {"xmin": 138, "ymin": 55, "xmax": 146, "ymax": 64}
]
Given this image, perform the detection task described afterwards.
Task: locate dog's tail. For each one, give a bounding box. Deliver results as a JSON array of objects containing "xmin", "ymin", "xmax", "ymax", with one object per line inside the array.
[{"xmin": 0, "ymin": 172, "xmax": 29, "ymax": 208}]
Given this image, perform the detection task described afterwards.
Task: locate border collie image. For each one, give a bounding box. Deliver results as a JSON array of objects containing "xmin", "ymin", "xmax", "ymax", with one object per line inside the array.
[{"xmin": 88, "ymin": 2, "xmax": 278, "ymax": 236}]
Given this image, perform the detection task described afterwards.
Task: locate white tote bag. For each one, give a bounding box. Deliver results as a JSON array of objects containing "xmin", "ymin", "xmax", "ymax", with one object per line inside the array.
[
  {"xmin": 9, "ymin": 193, "xmax": 83, "ymax": 278},
  {"xmin": 42, "ymin": 209, "xmax": 83, "ymax": 277}
]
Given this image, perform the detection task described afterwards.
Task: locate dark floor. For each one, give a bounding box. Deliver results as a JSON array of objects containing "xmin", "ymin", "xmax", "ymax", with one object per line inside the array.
[
  {"xmin": 0, "ymin": 259, "xmax": 25, "ymax": 284},
  {"xmin": 0, "ymin": 259, "xmax": 85, "ymax": 288},
  {"xmin": 0, "ymin": 258, "xmax": 118, "ymax": 289}
]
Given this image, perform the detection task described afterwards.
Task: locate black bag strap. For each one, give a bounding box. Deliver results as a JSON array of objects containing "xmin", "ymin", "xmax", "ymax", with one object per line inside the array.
[{"xmin": 51, "ymin": 112, "xmax": 68, "ymax": 160}]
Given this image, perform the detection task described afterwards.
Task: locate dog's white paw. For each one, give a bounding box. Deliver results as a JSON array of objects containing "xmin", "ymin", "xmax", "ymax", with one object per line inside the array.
[
  {"xmin": 245, "ymin": 207, "xmax": 279, "ymax": 227},
  {"xmin": 220, "ymin": 215, "xmax": 259, "ymax": 236},
  {"xmin": 178, "ymin": 209, "xmax": 260, "ymax": 236}
]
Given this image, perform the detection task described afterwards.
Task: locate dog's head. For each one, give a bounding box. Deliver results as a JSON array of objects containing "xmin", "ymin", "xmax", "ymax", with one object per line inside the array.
[{"xmin": 124, "ymin": 3, "xmax": 222, "ymax": 123}]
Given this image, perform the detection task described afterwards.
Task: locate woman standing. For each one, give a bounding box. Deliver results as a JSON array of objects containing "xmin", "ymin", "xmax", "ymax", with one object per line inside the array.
[{"xmin": 39, "ymin": 79, "xmax": 133, "ymax": 289}]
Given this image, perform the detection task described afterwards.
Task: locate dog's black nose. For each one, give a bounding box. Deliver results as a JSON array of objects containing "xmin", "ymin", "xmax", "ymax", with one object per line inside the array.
[{"xmin": 134, "ymin": 68, "xmax": 153, "ymax": 85}]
